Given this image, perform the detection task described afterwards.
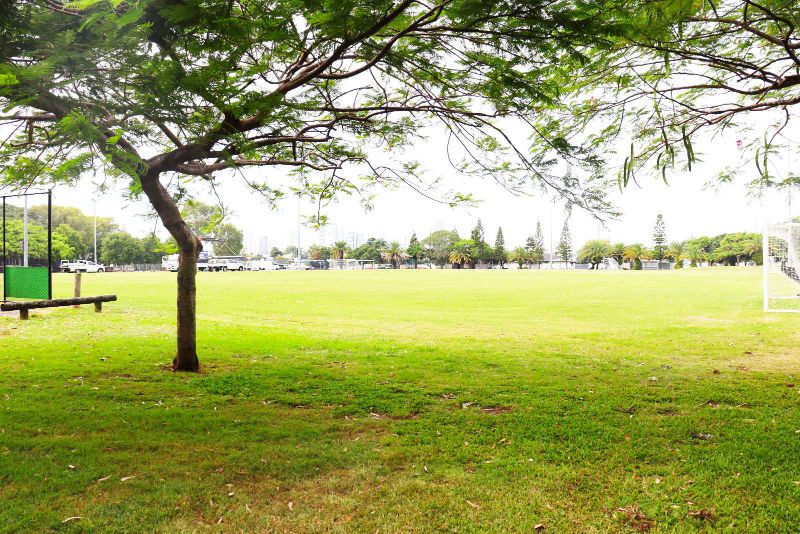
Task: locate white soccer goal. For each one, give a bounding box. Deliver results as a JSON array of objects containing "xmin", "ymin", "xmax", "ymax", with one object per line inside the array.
[{"xmin": 763, "ymin": 221, "xmax": 800, "ymax": 313}]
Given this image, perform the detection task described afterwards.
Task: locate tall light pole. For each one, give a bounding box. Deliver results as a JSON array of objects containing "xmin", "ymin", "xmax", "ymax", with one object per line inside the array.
[
  {"xmin": 93, "ymin": 198, "xmax": 97, "ymax": 263},
  {"xmin": 296, "ymin": 194, "xmax": 301, "ymax": 262}
]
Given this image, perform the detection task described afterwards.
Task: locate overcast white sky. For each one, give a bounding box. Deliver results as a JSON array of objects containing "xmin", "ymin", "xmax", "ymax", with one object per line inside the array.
[
  {"xmin": 37, "ymin": 124, "xmax": 796, "ymax": 256},
  {"xmin": 0, "ymin": 106, "xmax": 791, "ymax": 256}
]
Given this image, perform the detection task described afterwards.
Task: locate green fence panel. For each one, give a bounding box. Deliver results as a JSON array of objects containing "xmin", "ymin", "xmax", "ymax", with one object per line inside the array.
[{"xmin": 4, "ymin": 266, "xmax": 50, "ymax": 300}]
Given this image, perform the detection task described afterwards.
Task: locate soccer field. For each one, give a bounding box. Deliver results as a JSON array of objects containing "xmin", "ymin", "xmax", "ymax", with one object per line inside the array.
[{"xmin": 1, "ymin": 269, "xmax": 799, "ymax": 532}]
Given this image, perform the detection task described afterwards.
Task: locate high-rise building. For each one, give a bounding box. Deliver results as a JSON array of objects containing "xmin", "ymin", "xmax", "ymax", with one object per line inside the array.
[{"xmin": 258, "ymin": 236, "xmax": 269, "ymax": 256}]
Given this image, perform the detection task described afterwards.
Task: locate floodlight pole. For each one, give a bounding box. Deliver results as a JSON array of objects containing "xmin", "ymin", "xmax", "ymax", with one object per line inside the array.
[
  {"xmin": 296, "ymin": 194, "xmax": 301, "ymax": 263},
  {"xmin": 763, "ymin": 223, "xmax": 770, "ymax": 312},
  {"xmin": 93, "ymin": 199, "xmax": 97, "ymax": 263}
]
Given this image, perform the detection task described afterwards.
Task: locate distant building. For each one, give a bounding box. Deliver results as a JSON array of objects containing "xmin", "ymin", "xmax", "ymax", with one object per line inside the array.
[{"xmin": 258, "ymin": 236, "xmax": 269, "ymax": 256}]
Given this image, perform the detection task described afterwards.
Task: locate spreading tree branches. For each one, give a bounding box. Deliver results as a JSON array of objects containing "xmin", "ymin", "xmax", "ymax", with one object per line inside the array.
[
  {"xmin": 1, "ymin": 0, "xmax": 627, "ymax": 369},
  {"xmin": 538, "ymin": 0, "xmax": 800, "ymax": 191}
]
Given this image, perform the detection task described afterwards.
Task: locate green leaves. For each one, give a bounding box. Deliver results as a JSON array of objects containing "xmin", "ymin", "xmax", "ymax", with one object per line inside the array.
[
  {"xmin": 619, "ymin": 143, "xmax": 636, "ymax": 190},
  {"xmin": 681, "ymin": 126, "xmax": 695, "ymax": 172},
  {"xmin": 115, "ymin": 6, "xmax": 145, "ymax": 28},
  {"xmin": 0, "ymin": 73, "xmax": 18, "ymax": 86}
]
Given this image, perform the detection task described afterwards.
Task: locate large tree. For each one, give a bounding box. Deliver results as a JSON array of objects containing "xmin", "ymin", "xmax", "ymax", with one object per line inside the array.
[
  {"xmin": 1, "ymin": 0, "xmax": 620, "ymax": 371},
  {"xmin": 211, "ymin": 223, "xmax": 244, "ymax": 256},
  {"xmin": 382, "ymin": 241, "xmax": 407, "ymax": 268},
  {"xmin": 493, "ymin": 227, "xmax": 506, "ymax": 267},
  {"xmin": 421, "ymin": 229, "xmax": 459, "ymax": 267},
  {"xmin": 449, "ymin": 239, "xmax": 475, "ymax": 269},
  {"xmin": 330, "ymin": 241, "xmax": 348, "ymax": 261},
  {"xmin": 101, "ymin": 231, "xmax": 144, "ymax": 265},
  {"xmin": 556, "ymin": 220, "xmax": 572, "ymax": 261},
  {"xmin": 577, "ymin": 239, "xmax": 610, "ymax": 269},
  {"xmin": 406, "ymin": 233, "xmax": 421, "ymax": 269},
  {"xmin": 652, "ymin": 213, "xmax": 667, "ymax": 260}
]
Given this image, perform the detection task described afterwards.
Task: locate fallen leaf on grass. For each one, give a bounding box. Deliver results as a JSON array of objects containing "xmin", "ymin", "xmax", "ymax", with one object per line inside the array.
[
  {"xmin": 466, "ymin": 500, "xmax": 480, "ymax": 509},
  {"xmin": 480, "ymin": 406, "xmax": 513, "ymax": 415},
  {"xmin": 288, "ymin": 501, "xmax": 294, "ymax": 511},
  {"xmin": 615, "ymin": 506, "xmax": 654, "ymax": 532},
  {"xmin": 688, "ymin": 509, "xmax": 715, "ymax": 520},
  {"xmin": 534, "ymin": 524, "xmax": 546, "ymax": 530},
  {"xmin": 120, "ymin": 475, "xmax": 136, "ymax": 481},
  {"xmin": 96, "ymin": 475, "xmax": 112, "ymax": 483},
  {"xmin": 62, "ymin": 517, "xmax": 81, "ymax": 523}
]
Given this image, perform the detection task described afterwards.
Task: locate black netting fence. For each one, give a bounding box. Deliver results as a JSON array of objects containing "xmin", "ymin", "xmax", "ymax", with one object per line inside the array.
[{"xmin": 1, "ymin": 192, "xmax": 52, "ymax": 301}]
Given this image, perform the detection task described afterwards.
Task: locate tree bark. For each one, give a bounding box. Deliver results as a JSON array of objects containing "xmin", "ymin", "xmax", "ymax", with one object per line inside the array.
[{"xmin": 141, "ymin": 171, "xmax": 202, "ymax": 372}]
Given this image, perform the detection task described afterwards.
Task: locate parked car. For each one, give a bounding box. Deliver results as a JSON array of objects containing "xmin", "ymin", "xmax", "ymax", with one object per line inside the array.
[
  {"xmin": 162, "ymin": 254, "xmax": 179, "ymax": 272},
  {"xmin": 208, "ymin": 257, "xmax": 245, "ymax": 271},
  {"xmin": 60, "ymin": 259, "xmax": 106, "ymax": 273}
]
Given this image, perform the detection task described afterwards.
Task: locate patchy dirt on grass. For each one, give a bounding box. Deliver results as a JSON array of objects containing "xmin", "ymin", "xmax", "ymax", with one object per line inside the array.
[{"xmin": 614, "ymin": 505, "xmax": 654, "ymax": 532}]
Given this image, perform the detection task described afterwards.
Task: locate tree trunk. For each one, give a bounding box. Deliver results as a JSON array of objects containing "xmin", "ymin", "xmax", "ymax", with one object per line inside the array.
[
  {"xmin": 175, "ymin": 246, "xmax": 200, "ymax": 371},
  {"xmin": 141, "ymin": 171, "xmax": 202, "ymax": 372}
]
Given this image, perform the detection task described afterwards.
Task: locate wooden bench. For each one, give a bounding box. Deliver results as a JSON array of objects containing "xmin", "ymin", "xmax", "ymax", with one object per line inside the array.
[{"xmin": 1, "ymin": 295, "xmax": 117, "ymax": 320}]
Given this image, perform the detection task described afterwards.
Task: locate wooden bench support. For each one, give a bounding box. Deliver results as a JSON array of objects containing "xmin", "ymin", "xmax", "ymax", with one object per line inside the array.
[{"xmin": 1, "ymin": 295, "xmax": 117, "ymax": 320}]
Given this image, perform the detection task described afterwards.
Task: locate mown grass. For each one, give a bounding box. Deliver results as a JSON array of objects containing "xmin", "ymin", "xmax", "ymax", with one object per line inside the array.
[{"xmin": 1, "ymin": 268, "xmax": 799, "ymax": 532}]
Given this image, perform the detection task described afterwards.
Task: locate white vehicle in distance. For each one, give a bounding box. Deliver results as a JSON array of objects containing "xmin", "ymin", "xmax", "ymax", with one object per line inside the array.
[
  {"xmin": 248, "ymin": 260, "xmax": 286, "ymax": 271},
  {"xmin": 208, "ymin": 256, "xmax": 245, "ymax": 271},
  {"xmin": 162, "ymin": 254, "xmax": 179, "ymax": 272},
  {"xmin": 287, "ymin": 261, "xmax": 312, "ymax": 270},
  {"xmin": 197, "ymin": 251, "xmax": 211, "ymax": 271},
  {"xmin": 60, "ymin": 259, "xmax": 106, "ymax": 273}
]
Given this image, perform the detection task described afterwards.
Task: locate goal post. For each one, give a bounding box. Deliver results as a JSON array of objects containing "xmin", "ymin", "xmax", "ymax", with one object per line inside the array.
[{"xmin": 763, "ymin": 221, "xmax": 800, "ymax": 313}]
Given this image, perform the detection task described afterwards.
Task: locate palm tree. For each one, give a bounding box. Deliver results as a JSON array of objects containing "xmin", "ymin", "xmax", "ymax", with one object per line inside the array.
[
  {"xmin": 382, "ymin": 242, "xmax": 407, "ymax": 269},
  {"xmin": 666, "ymin": 241, "xmax": 686, "ymax": 268},
  {"xmin": 624, "ymin": 243, "xmax": 649, "ymax": 270},
  {"xmin": 331, "ymin": 241, "xmax": 348, "ymax": 260},
  {"xmin": 508, "ymin": 246, "xmax": 530, "ymax": 269},
  {"xmin": 449, "ymin": 240, "xmax": 474, "ymax": 269},
  {"xmin": 684, "ymin": 243, "xmax": 705, "ymax": 267},
  {"xmin": 577, "ymin": 240, "xmax": 610, "ymax": 269},
  {"xmin": 610, "ymin": 243, "xmax": 626, "ymax": 266}
]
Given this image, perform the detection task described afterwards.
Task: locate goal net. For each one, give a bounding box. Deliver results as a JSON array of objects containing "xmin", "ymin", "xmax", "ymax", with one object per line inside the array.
[{"xmin": 764, "ymin": 221, "xmax": 800, "ymax": 312}]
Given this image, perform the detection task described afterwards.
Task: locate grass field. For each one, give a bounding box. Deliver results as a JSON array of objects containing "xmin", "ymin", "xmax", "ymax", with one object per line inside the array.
[{"xmin": 1, "ymin": 268, "xmax": 799, "ymax": 532}]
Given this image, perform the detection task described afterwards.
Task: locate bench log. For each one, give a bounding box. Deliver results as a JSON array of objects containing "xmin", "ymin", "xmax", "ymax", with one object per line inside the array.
[{"xmin": 1, "ymin": 295, "xmax": 117, "ymax": 319}]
